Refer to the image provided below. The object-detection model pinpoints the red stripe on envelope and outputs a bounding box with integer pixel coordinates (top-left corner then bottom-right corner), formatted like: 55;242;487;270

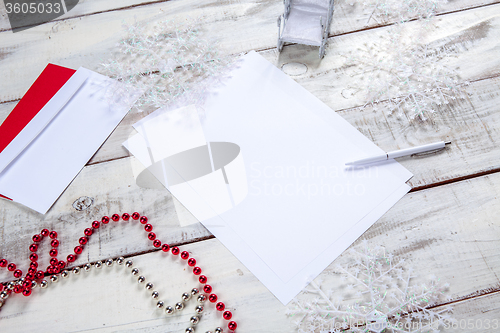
0;64;76;153
0;64;76;201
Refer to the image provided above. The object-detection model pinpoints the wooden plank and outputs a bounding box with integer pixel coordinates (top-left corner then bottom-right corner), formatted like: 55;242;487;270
1;0;499;103
0;0;170;31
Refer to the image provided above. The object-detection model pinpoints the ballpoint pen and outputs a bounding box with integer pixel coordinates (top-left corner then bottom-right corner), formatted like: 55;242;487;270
345;141;452;166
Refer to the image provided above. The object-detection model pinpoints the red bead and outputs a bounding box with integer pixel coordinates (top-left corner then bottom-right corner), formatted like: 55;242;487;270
13;285;22;293
29;243;38;252
13;269;22;278
209;293;217;303
131;212;140;220
0;259;7;267
58;261;65;269
53;266;61;274
153;239;161;247
188;258;196;266
36;271;44;279
7;263;16;271
67;254;76;262
49;231;57;239
30;253;38;261
22;288;32;296
51;239;60;247
223;311;232;320
111;214;120;221
41;229;49;237
144;224;153;232
199;275;207;284
0;284;3;292
79;237;88;245
180;251;189;260
203;285;212;293
193;267;202;275
216;302;225;311
22;280;31;288
171;247;180;255
30;262;38;269
228;321;237;330
92;220;100;229
28;267;36;274
32;234;42;242
50;258;58;266
102;216;110;224
140;216;148;224
84;228;93;236
47;266;54;274
74;246;83;254
147;232;156;241
122;213;130;220
161;244;170;252
49;249;58;257
26;273;35;280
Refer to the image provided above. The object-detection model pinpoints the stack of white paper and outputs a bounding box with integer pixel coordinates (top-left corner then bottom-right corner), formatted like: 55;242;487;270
124;51;412;304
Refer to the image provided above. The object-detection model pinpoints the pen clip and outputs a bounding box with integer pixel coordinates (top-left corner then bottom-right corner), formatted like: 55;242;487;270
411;147;446;158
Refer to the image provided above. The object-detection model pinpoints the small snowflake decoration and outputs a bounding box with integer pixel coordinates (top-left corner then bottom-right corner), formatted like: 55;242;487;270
344;18;469;121
362;0;448;26
101;20;233;110
287;242;453;333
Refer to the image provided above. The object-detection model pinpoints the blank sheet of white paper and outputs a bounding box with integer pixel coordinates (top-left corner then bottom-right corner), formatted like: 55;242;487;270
124;51;412;304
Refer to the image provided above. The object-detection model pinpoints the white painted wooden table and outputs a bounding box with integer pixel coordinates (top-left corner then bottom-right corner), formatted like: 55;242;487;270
1;0;500;332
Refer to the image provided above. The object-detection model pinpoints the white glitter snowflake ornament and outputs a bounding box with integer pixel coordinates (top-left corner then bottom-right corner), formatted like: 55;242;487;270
287;242;453;333
344;21;469;121
363;0;448;26
101;20;234;111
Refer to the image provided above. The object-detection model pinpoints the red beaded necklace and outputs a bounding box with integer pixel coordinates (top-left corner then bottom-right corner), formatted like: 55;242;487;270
0;212;238;332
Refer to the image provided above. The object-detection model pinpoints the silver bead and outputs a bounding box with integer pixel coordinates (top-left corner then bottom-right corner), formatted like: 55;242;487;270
185;328;194;333
131;268;140;276
31;280;37;289
50;275;59;283
156;300;164;308
151;291;159;299
95;260;103;269
197;295;206;303
117;257;125;265
73;267;81;275
191;288;199;296
165;306;174;315
206;331;213;333
125;260;133;268
137;276;146;284
19;277;26;284
190;316;200;325
40;280;48;289
105;259;114;267
0;299;3;308
83;263;92;272
0;291;9;299
182;292;191;301
195;305;204;313
145;282;154;290
175;302;184;310
215;328;223;333
61;270;69;278
7;282;15;290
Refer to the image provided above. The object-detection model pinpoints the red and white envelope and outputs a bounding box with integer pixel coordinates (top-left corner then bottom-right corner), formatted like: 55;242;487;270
0;64;142;214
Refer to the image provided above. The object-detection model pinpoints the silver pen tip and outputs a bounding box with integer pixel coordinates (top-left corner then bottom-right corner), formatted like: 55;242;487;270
445;141;452;145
